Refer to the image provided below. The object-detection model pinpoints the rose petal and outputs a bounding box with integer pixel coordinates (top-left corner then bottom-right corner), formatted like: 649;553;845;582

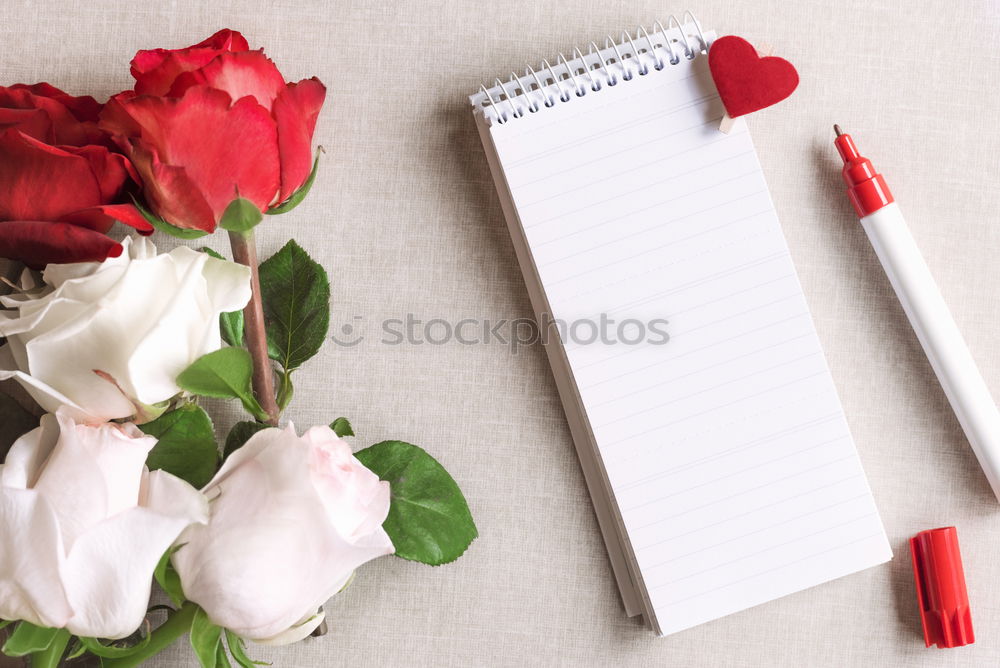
0;107;53;142
1;414;56;490
125;247;248;404
61;470;208;639
61;145;133;202
0;487;73;629
32;411;156;548
199;249;254;312
8;83;103;123
253;610;326;646
0;370;108;423
131;29;251;96
107;86;280;221
271;78;326;204
0;85;104;146
124;139;217;232
168;50;287;110
0;221;123;268
304;426;391;540
0;130;105;221
59;204;153;235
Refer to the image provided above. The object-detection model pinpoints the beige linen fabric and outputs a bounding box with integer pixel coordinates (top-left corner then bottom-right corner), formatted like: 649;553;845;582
2;0;1000;665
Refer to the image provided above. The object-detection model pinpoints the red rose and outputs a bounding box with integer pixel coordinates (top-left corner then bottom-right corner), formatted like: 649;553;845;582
100;30;326;233
0;83;151;268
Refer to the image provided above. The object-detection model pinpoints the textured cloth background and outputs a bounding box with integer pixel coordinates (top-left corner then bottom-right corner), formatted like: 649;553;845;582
2;0;1000;665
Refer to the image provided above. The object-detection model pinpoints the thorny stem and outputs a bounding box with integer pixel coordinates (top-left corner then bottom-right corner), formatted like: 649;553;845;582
228;230;280;426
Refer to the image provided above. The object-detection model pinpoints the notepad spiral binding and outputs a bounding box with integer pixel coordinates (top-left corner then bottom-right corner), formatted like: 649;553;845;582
473;12;709;125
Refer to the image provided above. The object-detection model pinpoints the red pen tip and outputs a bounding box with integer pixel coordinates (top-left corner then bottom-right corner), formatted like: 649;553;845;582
834;130;860;163
833;128;894;217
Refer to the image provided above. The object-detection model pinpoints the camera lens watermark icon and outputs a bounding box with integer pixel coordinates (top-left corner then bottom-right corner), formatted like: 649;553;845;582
330;316;365;347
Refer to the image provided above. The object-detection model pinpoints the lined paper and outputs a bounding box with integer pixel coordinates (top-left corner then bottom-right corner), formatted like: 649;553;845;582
474;36;890;635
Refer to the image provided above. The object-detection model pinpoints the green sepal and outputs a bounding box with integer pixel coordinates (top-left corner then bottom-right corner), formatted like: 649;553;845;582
266;152;320;215
78;632;151;658
225;630;269;667
133;398;170;425
24;629;69;668
354;440;477;565
217;642;233;668
154;545;186;607
190;607;221;668
140;403;220;489
65;639;86;660
219;198;263;235
131;195;208;240
177;349;269;422
330;417;354;437
1;622;63;657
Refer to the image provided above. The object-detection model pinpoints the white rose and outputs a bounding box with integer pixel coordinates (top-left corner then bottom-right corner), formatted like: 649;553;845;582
0;235;251;424
172;424;394;645
0;409;208;638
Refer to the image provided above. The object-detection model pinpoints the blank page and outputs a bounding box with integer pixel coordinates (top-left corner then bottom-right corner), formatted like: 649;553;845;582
473;24;891;635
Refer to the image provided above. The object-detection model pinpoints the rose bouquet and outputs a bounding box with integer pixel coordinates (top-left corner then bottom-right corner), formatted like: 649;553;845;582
0;30;476;667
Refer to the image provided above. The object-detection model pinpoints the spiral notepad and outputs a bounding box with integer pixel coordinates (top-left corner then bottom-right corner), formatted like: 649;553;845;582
470;14;891;636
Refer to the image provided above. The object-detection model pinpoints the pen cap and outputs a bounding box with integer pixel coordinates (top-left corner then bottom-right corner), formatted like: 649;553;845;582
909;527;974;648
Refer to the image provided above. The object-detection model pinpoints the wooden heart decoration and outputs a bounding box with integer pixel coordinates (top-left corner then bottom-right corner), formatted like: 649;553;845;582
708;36;799;118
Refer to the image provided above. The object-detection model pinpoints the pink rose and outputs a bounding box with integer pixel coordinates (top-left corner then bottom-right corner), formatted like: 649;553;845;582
172;424;393;644
0;409;207;638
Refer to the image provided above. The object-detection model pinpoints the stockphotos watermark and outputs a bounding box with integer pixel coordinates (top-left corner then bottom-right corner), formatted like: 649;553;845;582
330;313;670;353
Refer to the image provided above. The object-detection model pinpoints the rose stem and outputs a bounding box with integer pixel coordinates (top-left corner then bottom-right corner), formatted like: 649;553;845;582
229;229;280;426
101;603;198;668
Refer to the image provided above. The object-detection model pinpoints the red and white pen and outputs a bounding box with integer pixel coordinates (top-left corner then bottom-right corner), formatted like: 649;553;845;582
835;125;1000;502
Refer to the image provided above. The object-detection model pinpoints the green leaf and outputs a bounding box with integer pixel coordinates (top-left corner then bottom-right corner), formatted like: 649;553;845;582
223;421;269;460
0;392;37;459
131;195;208;240
200;248;245;347
225;631;269;668
140;404;219;489
154;545;185;607
330;417;354;437
1;622;62;656
354;441;477;565
190;607;221;668
259;239;330;373
177;349;268;422
79;633;150;658
266;152;320;215
219;197;263;234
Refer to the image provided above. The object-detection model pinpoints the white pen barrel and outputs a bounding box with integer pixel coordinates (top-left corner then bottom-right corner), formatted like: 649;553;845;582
861;202;1000;501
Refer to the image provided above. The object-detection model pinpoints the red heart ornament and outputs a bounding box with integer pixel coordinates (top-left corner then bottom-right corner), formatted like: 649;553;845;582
708;36;799;118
